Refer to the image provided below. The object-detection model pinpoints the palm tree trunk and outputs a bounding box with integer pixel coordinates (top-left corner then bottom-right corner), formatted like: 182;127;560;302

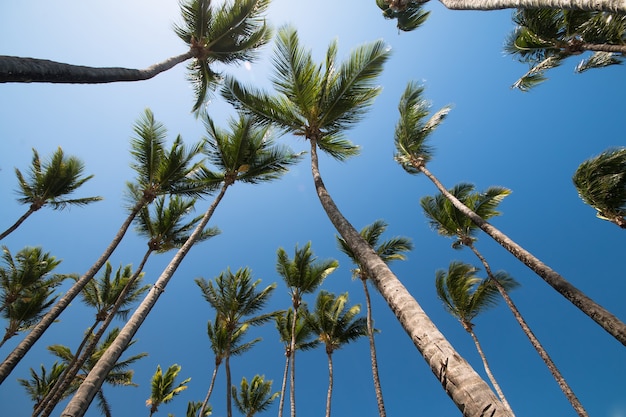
308;140;512;416
226;353;233;417
360;277;386;417
0;207;35;240
0;51;195;83
277;351;290;417
60;184;229;417
289;303;299;417
198;363;220;417
581;43;626;54
428;0;626;13
417;163;626;346
469;245;589;417
0;198;147;385
325;352;333;417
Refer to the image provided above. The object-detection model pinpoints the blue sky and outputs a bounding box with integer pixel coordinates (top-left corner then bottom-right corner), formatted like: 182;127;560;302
1;1;626;416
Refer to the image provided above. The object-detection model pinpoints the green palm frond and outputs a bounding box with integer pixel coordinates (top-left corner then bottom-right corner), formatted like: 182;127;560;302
232;374;279;416
18;362;69;406
275;307;320;351
575;51;623;72
148;364;191;414
376;0;430;32
309;291;367;353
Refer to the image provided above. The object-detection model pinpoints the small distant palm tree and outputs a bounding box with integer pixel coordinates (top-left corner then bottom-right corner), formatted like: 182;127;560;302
573;147;626;228
18;362;68;411
309;291;368;417
232;375;279;417
275;242;337;417
375;0;430;31
336;220;412;417
147;364;191;417
0;147;102;240
435;261;518;415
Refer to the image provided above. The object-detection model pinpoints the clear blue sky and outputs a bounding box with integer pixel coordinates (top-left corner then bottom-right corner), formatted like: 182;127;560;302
1;1;625;416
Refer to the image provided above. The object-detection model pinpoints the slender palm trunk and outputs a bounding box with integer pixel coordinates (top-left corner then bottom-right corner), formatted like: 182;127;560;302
0;207;35;240
289;298;300;417
60;184;229;417
308;140;511;416
470;245;589;417
325;351;333;417
0;51;195;83
36;249;153;417
198;362;220;417
226;352;233;417
360;277;386;417
416;0;626;13
277;350;290;417
417;162;626;346
0;198;147;384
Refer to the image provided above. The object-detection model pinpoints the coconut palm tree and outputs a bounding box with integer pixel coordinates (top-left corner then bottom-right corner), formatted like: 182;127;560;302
435;261;518;415
232;375;279;417
308;291;368;417
274;308;319;417
573;147;626;228
504;9;625;90
18;362;67;411
394;80;626;347
375;0;429;31
196;267;276;417
336;220;412;417
0;147;102;241
147;364;191;417
1;0;272;112
0;109;204;384
275;242;337;417
223;26;512;415
421;184;589;416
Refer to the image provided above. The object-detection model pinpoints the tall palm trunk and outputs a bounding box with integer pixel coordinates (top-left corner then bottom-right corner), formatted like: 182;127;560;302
0;198;147;384
0;207;36;240
308;139;512;416
226;349;233;417
469;245;589;417
277;350;290;417
35;249;153;417
388;0;626;13
289;299;299;417
360;277;386;417
198;360;221;417
417;162;626;346
60;183;230;417
0;51;194;83
325;351;333;417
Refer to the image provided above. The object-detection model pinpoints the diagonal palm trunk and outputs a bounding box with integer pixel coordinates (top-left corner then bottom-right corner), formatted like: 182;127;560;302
0;51;194;83
0;206;36;240
0;198;147;384
325;351;334;417
198;360;221;417
289;301;299;417
60;183;230;417
277;349;290;417
416;161;626;346
308;139;512;416
469;245;589;417
388;0;626;13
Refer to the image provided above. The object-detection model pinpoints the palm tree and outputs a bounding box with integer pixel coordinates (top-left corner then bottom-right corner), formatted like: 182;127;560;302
0;109;204;384
308;291;368;417
147;364;191;417
375;0;430;31
61;113;300;417
18;362;67;411
421;184;589;416
196;267;276;417
504;9;625;90
336;220;412;417
232;375;279;417
48;328;147;417
394;80;626;347
274;308;319;417
573;147;626;228
275;242;337;417
435;261;518;415
1;0;272;112
0;147;102;240
223;26;512;416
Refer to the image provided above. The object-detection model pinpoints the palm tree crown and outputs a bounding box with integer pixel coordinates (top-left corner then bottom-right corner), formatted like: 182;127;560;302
232;375;279;417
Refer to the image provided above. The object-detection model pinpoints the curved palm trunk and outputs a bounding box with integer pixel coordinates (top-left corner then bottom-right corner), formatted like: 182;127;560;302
406;0;626;13
470;245;589;417
36;249;154;417
198;362;221;417
417;163;626;346
0;207;35;240
360;277;386;417
308;140;511;416
325;351;333;417
0;198;147;384
0;51;194;83
60;184;229;417
277;349;290;417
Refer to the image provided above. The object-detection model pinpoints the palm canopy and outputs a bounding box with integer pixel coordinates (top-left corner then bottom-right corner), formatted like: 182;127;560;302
420;183;511;248
207;318;260;364
336;220;413;280
504;9;626;91
147;364;191;416
573;147;626;228
18;362;68;409
275;307;320;352
393;82;452;173
173;0;272;112
376;0;430;32
232;375;279;417
222;25;390;160
435;261;519;330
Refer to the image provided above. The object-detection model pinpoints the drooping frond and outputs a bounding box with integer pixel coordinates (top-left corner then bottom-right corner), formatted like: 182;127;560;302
376;0;430;32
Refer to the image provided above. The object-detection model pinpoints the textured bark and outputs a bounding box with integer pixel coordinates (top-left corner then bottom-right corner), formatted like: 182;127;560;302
0;198;146;384
309;140;512;417
419;164;626;347
0;51;194;83
325;352;334;417
438;0;625;13
60;185;228;417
